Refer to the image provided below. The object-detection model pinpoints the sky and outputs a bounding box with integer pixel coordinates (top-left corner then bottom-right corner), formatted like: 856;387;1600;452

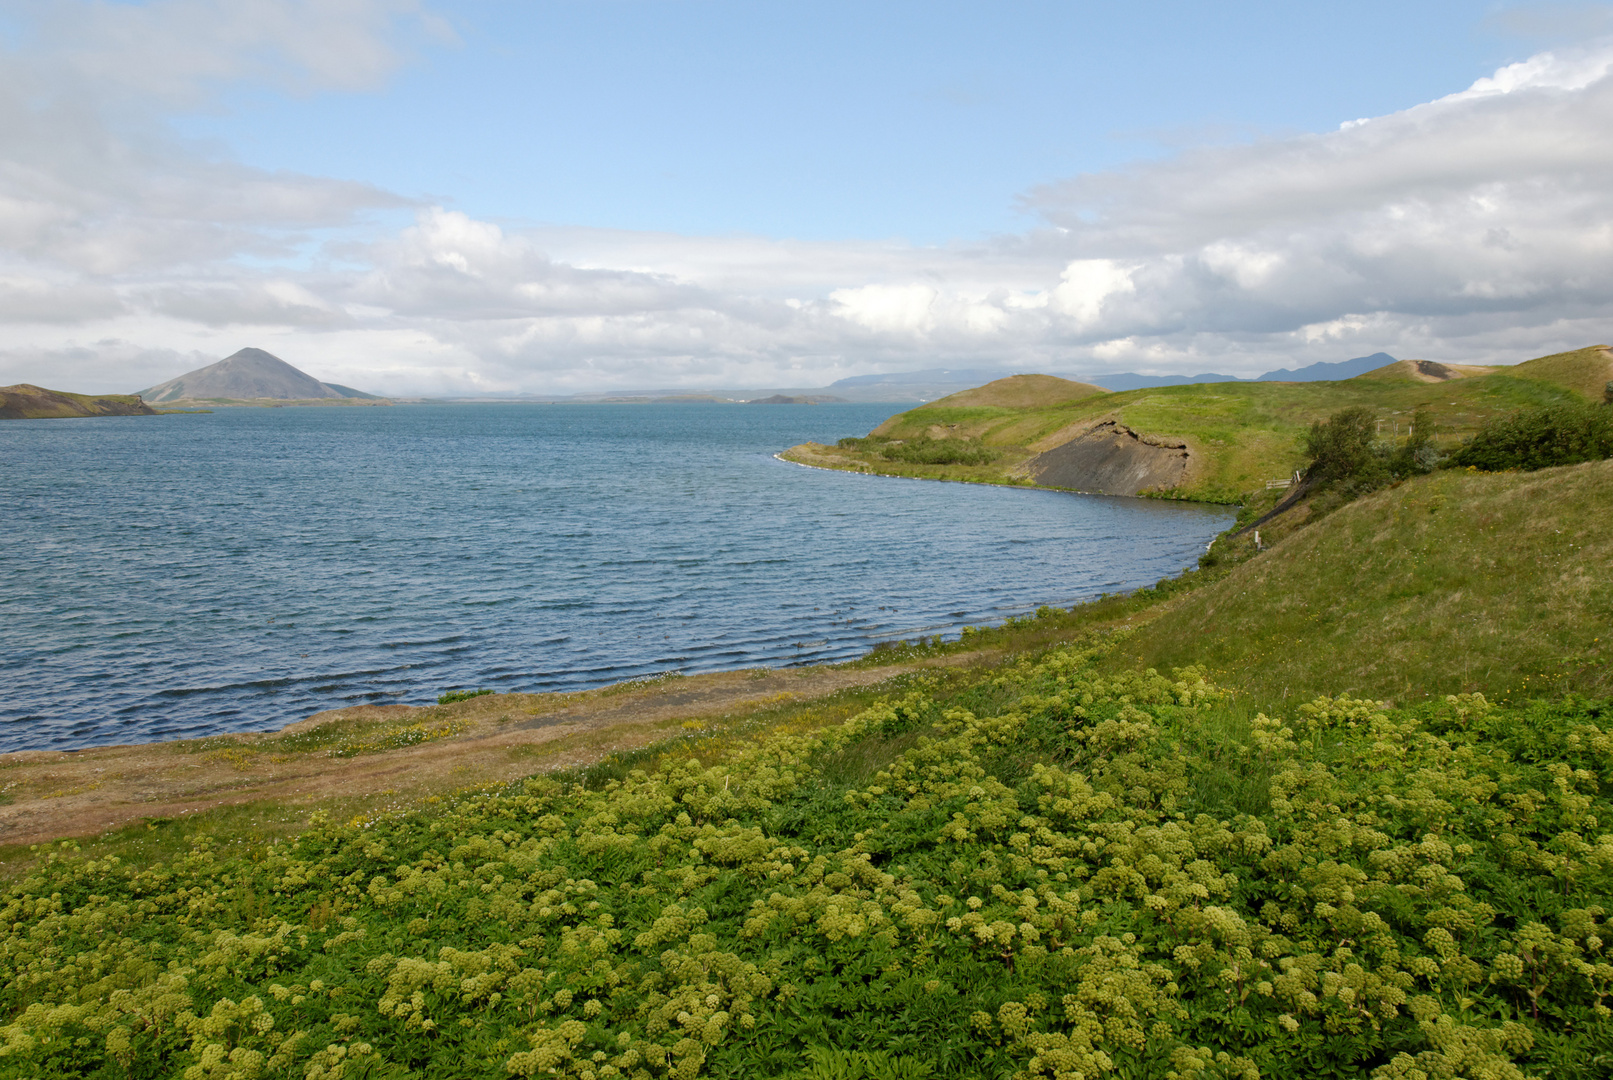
2;1;1612;396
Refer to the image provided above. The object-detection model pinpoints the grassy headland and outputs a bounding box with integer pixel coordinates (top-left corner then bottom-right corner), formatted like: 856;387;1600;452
783;346;1613;501
2;416;1612;1077
0;384;158;420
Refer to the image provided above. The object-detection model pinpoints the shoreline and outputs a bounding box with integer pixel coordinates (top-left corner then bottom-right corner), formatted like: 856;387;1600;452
775;447;1239;505
0;652;1005;850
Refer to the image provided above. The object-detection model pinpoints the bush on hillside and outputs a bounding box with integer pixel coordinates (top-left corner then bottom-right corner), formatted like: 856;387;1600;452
1301;406;1439;499
439;688;493;705
1302;406;1381;489
838;435;999;467
882;436;999;466
1448;400;1613;472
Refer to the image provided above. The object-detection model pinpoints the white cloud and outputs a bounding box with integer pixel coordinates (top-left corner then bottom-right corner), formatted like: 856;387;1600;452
141;279;351;328
23;0;451;103
2;10;1613;395
1003;38;1613;367
1050;260;1136;324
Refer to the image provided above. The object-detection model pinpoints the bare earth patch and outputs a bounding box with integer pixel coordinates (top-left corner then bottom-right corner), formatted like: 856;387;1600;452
0;661;960;847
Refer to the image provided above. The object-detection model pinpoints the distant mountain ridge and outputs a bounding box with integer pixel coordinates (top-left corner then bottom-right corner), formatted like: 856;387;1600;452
1076;352;1398;391
138;348;380;403
829;368;1009;388
1256;353;1399;382
818;354;1400;398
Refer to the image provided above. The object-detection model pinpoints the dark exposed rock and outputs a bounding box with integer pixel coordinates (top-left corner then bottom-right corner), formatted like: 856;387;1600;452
1413;360;1458;380
1025;420;1191;495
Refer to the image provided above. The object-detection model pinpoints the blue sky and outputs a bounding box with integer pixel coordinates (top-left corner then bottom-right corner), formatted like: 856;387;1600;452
1;0;1612;394
188;1;1530;243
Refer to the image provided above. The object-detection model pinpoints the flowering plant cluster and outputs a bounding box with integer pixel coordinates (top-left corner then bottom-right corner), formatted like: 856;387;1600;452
2;639;1610;1079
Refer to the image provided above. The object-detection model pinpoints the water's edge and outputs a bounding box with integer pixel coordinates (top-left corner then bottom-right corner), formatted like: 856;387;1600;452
4;404;1234;751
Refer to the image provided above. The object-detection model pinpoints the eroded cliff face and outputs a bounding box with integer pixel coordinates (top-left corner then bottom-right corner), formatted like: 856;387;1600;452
1024;420;1191;495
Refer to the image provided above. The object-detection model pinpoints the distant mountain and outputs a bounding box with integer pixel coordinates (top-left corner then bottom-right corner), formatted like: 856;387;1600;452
1078;353;1399;391
829;368;1010;388
137;348;379;403
1255;353;1398;382
823;355;1400;398
321;382;385;400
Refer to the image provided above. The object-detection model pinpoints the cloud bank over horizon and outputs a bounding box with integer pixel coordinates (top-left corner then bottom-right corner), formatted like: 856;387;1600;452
1;1;1610;395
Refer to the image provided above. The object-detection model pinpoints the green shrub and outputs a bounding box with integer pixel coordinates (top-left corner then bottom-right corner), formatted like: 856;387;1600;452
1300;407;1441;509
438;688;493;705
836;435;999;467
1302;406;1383;490
1448;400;1613;472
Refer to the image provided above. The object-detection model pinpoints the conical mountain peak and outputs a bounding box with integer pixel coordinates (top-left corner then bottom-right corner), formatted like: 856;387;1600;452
137;349;373;403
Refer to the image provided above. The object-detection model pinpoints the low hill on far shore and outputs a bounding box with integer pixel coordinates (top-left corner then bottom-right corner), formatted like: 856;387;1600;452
0;383;158;419
925;373;1108;409
783;345;1613;501
137;347;386;406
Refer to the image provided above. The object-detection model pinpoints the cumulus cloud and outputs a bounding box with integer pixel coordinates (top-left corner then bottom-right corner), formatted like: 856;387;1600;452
0;0;415;281
1;9;1612;394
1013;39;1613;361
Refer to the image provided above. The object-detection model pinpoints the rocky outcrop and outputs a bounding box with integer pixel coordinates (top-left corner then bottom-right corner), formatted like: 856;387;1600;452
0;384;158;419
1024;420;1191;495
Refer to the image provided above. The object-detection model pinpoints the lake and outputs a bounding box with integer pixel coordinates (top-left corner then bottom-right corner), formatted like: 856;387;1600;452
1;403;1234;751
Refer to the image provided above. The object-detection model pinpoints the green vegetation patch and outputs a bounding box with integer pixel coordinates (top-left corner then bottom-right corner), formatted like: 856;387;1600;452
440;690;495;705
3;640;1611;1079
1131;460;1613;706
1450;400;1613;473
837;436;1000;467
263;713;475;759
844;351;1602;501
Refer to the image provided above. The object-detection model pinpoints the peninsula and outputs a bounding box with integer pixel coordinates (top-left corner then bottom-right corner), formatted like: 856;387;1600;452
0;383;158;419
783;344;1613;501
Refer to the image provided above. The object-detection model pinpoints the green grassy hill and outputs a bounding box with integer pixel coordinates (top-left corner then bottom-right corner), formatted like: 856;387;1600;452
1506;346;1613;401
920;373;1109;410
1124;458;1613;706
784;346;1611;501
0;384;157;420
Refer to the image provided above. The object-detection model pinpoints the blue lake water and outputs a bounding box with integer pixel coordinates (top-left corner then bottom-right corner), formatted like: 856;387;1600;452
2;403;1234;751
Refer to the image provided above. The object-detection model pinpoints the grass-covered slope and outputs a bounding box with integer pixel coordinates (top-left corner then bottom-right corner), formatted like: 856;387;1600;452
1129;459;1613;705
0;384;157;420
783;348;1608;501
923;374;1108;410
1505;346;1613;402
1351;359;1505;384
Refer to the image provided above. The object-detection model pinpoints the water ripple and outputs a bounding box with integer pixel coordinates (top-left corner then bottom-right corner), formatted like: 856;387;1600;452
1;403;1233;751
